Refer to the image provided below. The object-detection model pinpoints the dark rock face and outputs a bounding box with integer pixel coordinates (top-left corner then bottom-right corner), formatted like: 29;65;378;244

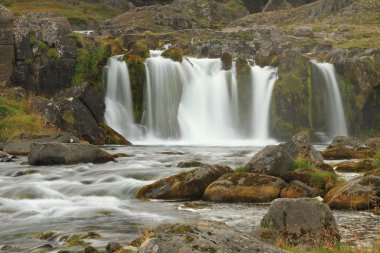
44;83;130;145
364;137;380;150
245;144;294;177
28;142;115;165
261;198;340;246
130;0;173;6
242;0;269;13
325;175;380;210
204;172;287;203
0;5;15;85
135;221;286;253
12;13;77;96
263;0;317;12
312;0;353;16
136;165;233;200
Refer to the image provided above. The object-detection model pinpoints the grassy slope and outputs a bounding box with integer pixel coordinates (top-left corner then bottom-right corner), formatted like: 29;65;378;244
0;0;128;28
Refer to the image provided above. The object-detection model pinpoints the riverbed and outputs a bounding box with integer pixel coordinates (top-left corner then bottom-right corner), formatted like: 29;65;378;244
0;145;378;251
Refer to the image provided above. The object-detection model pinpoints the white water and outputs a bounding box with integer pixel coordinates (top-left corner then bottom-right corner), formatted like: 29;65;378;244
104;56;140;139
312;62;348;138
105;52;278;145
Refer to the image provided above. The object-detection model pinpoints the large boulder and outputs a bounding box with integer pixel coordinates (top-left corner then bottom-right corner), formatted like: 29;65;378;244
203;172;287;203
334;160;375;173
322;136;376;160
327;136;367;149
28;142;115;165
136;165;233;200
325;176;380;210
260;198;340;247
134;220;286;253
44;83;130;145
245;144;294;177
0;5;15;85
280;180;318;198
2;134;79;156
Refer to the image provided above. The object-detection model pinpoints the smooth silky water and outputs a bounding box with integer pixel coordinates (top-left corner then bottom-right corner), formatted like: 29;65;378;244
0;146;378;250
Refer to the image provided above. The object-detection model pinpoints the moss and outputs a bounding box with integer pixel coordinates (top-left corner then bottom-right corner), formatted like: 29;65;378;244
128;40;149;59
124;54;146;122
374;152;380;167
62;110;75;124
47;48;60;60
234;166;247;172
99;123;130;145
161;47;183;62
33;231;55;240
72;37;111;94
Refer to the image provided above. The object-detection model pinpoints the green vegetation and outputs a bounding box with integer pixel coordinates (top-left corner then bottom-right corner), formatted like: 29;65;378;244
291;157;317;171
234;166;247;173
71;36;111;93
161;47;184;63
2;0;128;28
47;48;59;60
0;90;60;141
374;152;380;168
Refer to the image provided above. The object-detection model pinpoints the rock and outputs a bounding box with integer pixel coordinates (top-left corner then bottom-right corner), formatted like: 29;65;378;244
84;246;98;253
106;241;123;253
327;136;367;149
30;243;54;253
176;161;205;168
260;198;340;247
364;137;380;150
135;220;286;253
365;168;380;177
221;52;232;70
34;232;55;240
280;180;318;198
2;134;79;156
313;0;353;16
325;175;380;210
127;40;149;59
136;165;233;200
13;12;77;96
204;172;287;203
294;27;314;37
334;159;375;173
284;131;324;164
28;143;115;165
245;144;294;177
0;4;15;85
0;157;13;162
263;0;292;12
0;151;9;158
322;146;376;160
161;47;183;62
283;169;337;196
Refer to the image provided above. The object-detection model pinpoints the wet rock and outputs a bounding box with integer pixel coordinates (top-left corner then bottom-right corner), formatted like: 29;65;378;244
0;151;8;158
325;175;380;210
33;231;55;240
283;169;337;196
221;52;232;70
0;157;12;162
327;136;367;149
322;146;376;160
136;165;233;200
176;161;205;168
334;159;375;173
106;241;123;253
30;243;54;253
135;221;286;253
161;47;183;62
280;180;317;198
84;246;98;253
245;144;294;177
2;134;80;156
365;168;380;177
204;172;287;203
284;131;324;164
260;198;340;247
364;137;380;150
1;245;14;251
28;143;115;165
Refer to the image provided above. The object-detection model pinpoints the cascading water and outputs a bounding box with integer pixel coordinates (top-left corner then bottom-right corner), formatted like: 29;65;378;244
311;61;348;139
105;52;278;145
104;56;140;139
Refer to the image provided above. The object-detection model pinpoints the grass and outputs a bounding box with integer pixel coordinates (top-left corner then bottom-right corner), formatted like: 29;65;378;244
0;91;60;141
291;157;317;171
374;152;380;167
2;0;127;28
234;166;247;173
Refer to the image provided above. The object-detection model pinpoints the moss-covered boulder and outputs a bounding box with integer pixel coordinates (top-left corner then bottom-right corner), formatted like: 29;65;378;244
204;172;287;203
136;165;233;200
99;123;131;145
280;180;317;198
283;169;337;196
322;146;376;160
128;40;149;59
161;47;183;62
176;161;206;168
334;159;374;173
325;175;380;210
364;137;380;150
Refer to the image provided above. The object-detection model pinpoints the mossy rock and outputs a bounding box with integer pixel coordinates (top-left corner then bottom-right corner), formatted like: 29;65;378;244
128;40;149;59
161;47;183;62
365;168;380;176
99;123;131;145
325;175;380;210
334;159;375;173
322;146;376;160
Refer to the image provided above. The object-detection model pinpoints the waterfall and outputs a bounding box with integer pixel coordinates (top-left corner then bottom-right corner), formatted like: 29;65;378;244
311;61;348;138
104;56;140;139
250;65;278;140
105;52;278;145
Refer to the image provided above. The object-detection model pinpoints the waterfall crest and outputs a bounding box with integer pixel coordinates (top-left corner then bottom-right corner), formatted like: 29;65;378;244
105;52;279;145
311;61;348;139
